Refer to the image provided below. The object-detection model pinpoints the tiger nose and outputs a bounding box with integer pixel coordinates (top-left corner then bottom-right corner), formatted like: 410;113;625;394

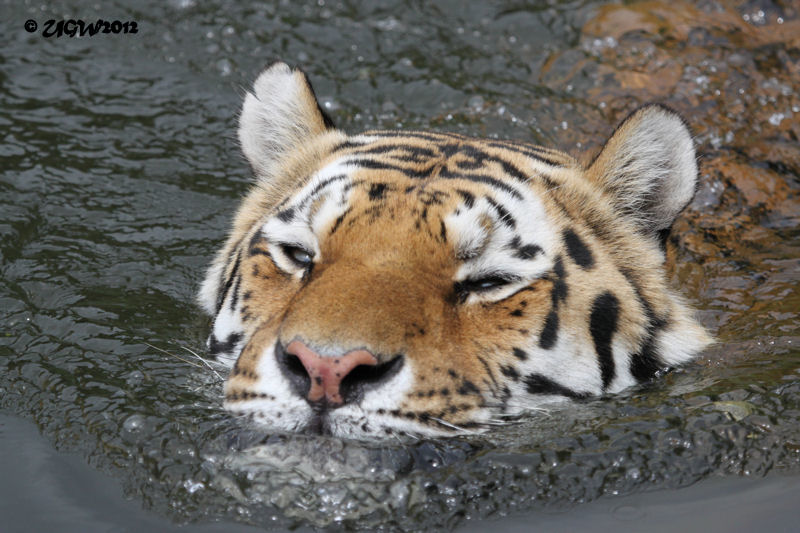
284;340;378;406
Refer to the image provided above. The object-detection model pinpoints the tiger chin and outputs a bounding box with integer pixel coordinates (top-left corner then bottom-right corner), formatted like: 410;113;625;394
198;62;712;440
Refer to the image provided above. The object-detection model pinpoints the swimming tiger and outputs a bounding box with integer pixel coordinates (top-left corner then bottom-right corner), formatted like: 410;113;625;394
198;62;712;439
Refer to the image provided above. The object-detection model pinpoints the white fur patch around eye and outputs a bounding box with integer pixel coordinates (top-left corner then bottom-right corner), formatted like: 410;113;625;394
257;159;357;276
446;188;557;302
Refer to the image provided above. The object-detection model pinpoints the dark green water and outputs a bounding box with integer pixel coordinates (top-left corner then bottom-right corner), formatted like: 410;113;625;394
1;0;798;531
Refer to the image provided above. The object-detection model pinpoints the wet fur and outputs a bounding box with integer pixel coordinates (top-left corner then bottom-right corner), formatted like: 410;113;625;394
199;63;712;439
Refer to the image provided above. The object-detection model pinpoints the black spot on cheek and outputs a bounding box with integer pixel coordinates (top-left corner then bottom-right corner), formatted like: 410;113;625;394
500;365;520;381
512;348;528;361
563;228;595;269
368;182;388;200
458;379;480;395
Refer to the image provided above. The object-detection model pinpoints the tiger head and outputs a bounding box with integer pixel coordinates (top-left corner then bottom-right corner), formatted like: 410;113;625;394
198;63;712;439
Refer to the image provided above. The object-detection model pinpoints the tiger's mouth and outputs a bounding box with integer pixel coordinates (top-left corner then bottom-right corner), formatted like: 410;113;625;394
274;340;405;409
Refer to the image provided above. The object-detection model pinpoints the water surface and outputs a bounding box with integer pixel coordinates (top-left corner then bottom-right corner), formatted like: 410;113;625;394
1;0;798;530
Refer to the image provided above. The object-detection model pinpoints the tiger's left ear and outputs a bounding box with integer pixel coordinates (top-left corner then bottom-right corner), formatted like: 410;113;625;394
586;104;698;240
238;62;335;180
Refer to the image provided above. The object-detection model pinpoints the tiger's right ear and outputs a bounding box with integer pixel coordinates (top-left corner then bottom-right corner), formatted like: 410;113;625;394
238;62;335;180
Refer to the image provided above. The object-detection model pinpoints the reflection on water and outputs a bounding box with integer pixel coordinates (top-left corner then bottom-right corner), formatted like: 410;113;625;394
1;0;798;530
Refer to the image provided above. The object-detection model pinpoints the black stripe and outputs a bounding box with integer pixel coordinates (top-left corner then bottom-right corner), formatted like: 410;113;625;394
539;256;567;349
215;251;241;314
229;274;242;311
439;168;524;199
539;310;559;349
276;207;295;222
296;174;348;207
342;143;439;160
512;347;528;361
510;236;542;260
563;228;595;269
485;196;517;228
208;331;243;358
619;267;669;382
345;158;429;179
330;140;362;153
476;355;499;396
329;207;352;236
589;291;620;390
485;141;565;168
630;335;664;382
524;373;589;400
363;130;468;142
456;189;475;208
248;231;270;257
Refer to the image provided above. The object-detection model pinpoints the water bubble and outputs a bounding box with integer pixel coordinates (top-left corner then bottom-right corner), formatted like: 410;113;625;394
216;58;232;76
561;121;568;130
183;479;205;494
123;414;145;433
125;370;144;387
374;17;400;31
321;97;340;111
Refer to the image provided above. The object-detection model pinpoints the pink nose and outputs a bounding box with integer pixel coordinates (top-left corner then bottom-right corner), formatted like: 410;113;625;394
286;340;378;406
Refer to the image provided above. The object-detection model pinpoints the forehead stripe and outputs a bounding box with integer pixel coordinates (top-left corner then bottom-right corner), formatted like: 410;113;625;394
291;173;349;209
485;141;565;168
438;168;524;199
